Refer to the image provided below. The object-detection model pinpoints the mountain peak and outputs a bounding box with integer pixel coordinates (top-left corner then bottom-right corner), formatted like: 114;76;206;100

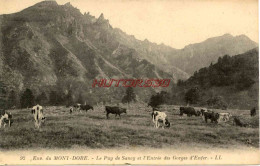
95;13;110;27
235;34;252;41
84;12;90;16
34;0;58;7
144;39;149;43
64;2;73;7
222;33;233;37
98;13;105;21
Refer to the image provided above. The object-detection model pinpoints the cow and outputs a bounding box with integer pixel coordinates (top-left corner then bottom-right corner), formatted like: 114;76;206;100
0;109;13;128
194;108;202;116
180;107;199;117
79;104;93;112
250;107;256;117
74;103;81;109
152;111;170;129
31;104;45;129
233;117;246;127
105;106;127;119
73;103;81;111
69;103;83;113
218;113;232;122
204;111;219;123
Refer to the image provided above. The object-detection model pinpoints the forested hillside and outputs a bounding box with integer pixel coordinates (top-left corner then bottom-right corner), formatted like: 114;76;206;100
171;48;259;109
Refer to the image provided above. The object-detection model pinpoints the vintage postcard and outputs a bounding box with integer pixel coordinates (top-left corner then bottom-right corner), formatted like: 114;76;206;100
0;0;259;165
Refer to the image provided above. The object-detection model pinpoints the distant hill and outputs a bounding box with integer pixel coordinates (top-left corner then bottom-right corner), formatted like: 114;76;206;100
166;34;258;76
172;48;259;109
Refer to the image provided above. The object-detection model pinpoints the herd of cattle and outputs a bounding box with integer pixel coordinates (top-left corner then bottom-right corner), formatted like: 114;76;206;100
0;103;258;130
179;106;257;127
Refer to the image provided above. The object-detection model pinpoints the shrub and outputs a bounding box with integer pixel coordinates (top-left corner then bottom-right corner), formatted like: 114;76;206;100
207;96;228;110
20;88;35;108
185;87;200;104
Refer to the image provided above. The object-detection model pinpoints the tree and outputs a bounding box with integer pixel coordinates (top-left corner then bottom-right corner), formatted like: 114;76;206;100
7;90;19;109
35;92;48;106
235;72;255;90
77;93;84;104
207;95;228;110
49;91;62;106
65;89;74;106
185;87;200;105
20;88;35;108
0;81;7;109
177;79;184;87
148;91;169;108
122;87;136;103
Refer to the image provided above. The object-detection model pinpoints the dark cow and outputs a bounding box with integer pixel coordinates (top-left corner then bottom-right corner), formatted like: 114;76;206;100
233;117;246;127
79;104;94;112
180;107;199;117
0;109;13;128
204;111;219;123
105;106;127;119
250;107;256;117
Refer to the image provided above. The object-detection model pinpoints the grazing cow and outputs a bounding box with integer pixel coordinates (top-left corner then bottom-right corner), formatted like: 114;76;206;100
195;109;201;116
250;107;256;117
73;103;81;111
233;117;246;127
193;107;201;116
31;104;46;129
105;106;127;119
0;109;13;128
180;107;199;117
70;103;83;113
204;111;219;123
152;111;170;129
218;113;232;122
79;104;94;112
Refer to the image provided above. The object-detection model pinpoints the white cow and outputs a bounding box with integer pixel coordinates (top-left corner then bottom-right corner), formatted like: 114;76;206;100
152;111;170;129
0;109;12;128
70;103;82;113
31;104;45;129
218;113;232;122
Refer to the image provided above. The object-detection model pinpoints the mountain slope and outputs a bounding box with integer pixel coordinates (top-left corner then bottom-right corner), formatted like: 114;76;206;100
0;1;173;103
172;48;259;109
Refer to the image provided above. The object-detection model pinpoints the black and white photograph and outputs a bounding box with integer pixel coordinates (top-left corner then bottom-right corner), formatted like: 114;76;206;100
0;0;259;164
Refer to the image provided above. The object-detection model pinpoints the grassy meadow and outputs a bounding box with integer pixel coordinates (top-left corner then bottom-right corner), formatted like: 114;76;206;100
0;103;259;150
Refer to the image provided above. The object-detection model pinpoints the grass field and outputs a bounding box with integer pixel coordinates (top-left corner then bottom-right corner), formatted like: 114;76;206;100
0;104;259;150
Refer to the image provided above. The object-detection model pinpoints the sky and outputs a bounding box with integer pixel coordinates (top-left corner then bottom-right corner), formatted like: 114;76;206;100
0;0;258;49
